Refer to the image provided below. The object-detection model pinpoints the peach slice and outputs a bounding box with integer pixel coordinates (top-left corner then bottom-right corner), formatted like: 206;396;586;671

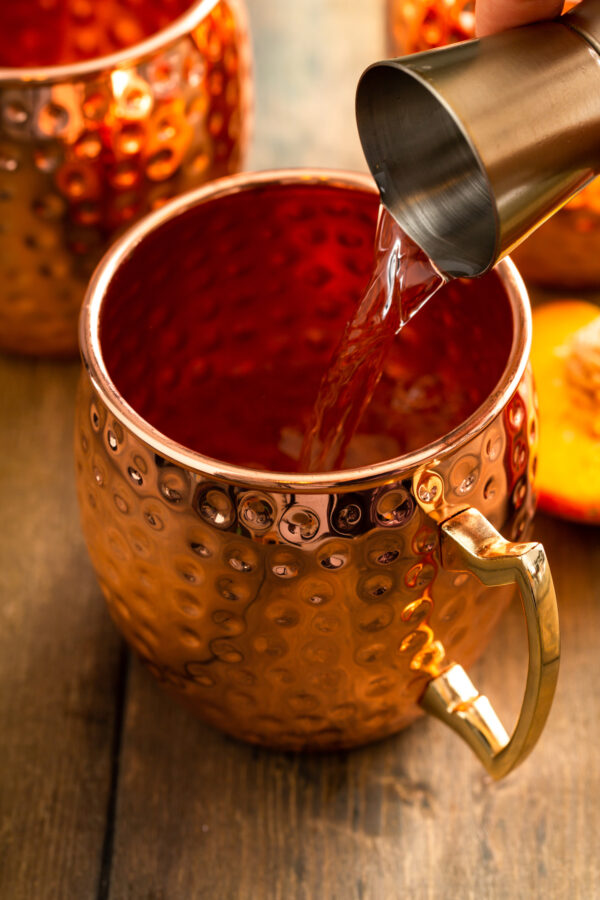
531;300;600;523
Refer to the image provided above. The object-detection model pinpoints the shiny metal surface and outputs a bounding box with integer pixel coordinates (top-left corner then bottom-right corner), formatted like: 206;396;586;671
564;0;600;51
422;507;560;779
75;171;558;767
356;0;600;277
385;0;600;290
0;0;252;356
81;169;531;491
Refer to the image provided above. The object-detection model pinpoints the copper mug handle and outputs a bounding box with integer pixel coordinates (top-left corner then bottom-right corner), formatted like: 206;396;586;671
420;508;560;779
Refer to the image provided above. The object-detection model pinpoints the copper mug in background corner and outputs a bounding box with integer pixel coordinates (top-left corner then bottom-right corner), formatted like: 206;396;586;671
74;170;559;779
0;0;252;357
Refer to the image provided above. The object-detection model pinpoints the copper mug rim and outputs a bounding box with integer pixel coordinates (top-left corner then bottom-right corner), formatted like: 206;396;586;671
79;167;532;494
0;0;221;83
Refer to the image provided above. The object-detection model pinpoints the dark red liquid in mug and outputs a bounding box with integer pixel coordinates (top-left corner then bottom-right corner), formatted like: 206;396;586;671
101;183;514;472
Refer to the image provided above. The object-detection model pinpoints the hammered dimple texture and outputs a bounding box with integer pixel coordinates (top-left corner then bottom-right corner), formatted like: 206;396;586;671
0;0;251;356
75;177;537;750
99;184;515;473
1;1;194;67
75;367;536;751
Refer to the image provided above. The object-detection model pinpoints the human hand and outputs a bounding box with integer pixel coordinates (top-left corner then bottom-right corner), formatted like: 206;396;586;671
476;0;565;37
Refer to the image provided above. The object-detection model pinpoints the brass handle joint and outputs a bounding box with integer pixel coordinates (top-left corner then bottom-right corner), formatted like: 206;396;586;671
420;507;560;779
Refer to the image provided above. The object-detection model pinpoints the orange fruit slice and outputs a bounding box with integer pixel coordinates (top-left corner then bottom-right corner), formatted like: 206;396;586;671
531;300;600;523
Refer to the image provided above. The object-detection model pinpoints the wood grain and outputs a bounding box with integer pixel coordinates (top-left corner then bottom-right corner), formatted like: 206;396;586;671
0;356;123;900
2;2;600;899
106;516;600;900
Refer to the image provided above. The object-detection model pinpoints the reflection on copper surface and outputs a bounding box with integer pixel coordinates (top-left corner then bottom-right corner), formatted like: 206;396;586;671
0;0;191;67
0;0;251;355
75;174;538;751
99;183;513;472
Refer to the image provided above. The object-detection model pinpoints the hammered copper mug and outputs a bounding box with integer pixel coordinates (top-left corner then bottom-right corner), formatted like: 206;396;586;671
75;170;559;778
0;0;251;356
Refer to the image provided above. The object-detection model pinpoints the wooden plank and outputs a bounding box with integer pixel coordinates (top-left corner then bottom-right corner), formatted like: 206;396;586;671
0;3;595;900
104;1;600;897
106;516;600;900
0;355;123;900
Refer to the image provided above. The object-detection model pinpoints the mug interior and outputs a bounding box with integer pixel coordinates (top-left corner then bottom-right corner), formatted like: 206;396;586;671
97;179;515;475
0;0;195;68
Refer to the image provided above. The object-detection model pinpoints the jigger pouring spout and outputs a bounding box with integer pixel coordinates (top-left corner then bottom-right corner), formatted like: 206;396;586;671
356;0;600;277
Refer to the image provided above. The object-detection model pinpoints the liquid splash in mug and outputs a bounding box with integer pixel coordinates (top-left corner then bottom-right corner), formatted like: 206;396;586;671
300;206;445;472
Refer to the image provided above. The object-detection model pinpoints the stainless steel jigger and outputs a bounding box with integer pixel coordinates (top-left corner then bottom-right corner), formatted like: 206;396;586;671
356;0;600;277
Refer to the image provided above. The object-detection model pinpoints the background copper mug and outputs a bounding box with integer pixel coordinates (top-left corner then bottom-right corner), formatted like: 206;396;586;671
75;170;559;778
0;0;252;357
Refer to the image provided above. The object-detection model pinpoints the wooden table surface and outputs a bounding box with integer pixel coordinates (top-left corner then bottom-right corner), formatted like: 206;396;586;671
2;2;599;898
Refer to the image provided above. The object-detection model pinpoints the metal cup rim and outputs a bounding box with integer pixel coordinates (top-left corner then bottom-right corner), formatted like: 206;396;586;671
79;166;532;493
0;0;221;84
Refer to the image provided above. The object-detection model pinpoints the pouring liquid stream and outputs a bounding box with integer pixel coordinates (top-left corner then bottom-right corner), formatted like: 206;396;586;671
300;206;446;472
